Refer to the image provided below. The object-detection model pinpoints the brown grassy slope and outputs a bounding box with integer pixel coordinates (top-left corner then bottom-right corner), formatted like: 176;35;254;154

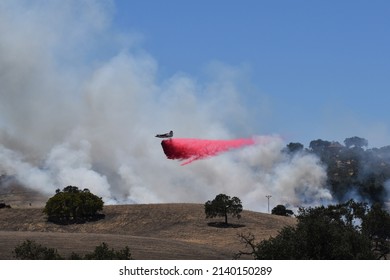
0;204;296;260
0;181;48;208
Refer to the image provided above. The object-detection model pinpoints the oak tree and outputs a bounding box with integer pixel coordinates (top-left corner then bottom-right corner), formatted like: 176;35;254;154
205;194;242;225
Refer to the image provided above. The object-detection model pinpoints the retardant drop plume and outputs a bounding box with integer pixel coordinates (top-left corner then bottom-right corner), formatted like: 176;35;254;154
161;138;255;165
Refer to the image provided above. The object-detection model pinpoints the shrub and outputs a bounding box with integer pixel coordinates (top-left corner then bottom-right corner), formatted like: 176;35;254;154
84;242;133;260
271;205;294;216
14;240;133;260
13;240;63;260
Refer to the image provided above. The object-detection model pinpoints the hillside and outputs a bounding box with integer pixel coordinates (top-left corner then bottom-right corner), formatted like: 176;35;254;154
0;203;296;259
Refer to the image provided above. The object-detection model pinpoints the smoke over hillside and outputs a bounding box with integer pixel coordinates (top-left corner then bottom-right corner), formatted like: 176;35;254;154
0;1;332;212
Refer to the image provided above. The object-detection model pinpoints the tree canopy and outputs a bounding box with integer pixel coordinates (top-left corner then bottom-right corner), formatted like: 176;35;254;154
271;205;294;216
43;186;104;224
344;136;368;149
237;200;390;260
204;193;242;225
286;136;390;204
284;142;304;154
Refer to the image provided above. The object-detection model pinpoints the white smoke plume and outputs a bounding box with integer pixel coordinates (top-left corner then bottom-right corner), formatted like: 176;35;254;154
0;1;332;212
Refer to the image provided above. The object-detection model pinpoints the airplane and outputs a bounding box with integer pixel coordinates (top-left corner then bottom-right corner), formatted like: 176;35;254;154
155;130;173;138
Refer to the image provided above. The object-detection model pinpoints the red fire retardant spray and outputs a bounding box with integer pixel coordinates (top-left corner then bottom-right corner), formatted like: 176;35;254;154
161;138;256;165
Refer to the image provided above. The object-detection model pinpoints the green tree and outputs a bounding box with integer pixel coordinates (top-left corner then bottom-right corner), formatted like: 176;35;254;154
344;136;368;149
271;205;294;216
284;142;304;154
205;194;242;225
237;200;379;260
13;240;63;260
43;186;104;224
309;139;331;155
361;203;390;259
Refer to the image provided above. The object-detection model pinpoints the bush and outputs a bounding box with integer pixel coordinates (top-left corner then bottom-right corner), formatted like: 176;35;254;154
84;242;133;260
13;240;63;260
271;205;294;216
13;240;133;260
43;186;104;224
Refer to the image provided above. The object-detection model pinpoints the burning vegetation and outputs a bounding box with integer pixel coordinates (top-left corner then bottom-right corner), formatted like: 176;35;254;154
286;136;390;205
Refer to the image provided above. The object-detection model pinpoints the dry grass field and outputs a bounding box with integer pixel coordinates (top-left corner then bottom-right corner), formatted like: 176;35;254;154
0;185;296;260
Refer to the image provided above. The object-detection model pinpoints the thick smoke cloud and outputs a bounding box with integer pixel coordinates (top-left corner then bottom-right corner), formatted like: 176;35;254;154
0;1;332;211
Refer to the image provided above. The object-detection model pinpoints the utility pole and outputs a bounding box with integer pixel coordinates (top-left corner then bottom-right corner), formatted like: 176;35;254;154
265;195;272;214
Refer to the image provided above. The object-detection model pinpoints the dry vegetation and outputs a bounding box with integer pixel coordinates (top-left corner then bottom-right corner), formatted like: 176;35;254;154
0;185;296;260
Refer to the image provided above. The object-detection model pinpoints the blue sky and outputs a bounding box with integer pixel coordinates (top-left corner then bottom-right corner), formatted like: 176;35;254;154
112;0;390;147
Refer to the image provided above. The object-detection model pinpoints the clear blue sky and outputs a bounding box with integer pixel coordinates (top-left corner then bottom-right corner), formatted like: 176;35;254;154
111;0;390;147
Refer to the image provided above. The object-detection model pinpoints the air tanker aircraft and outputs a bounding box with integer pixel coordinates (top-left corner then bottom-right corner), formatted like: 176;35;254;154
155;130;173;138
